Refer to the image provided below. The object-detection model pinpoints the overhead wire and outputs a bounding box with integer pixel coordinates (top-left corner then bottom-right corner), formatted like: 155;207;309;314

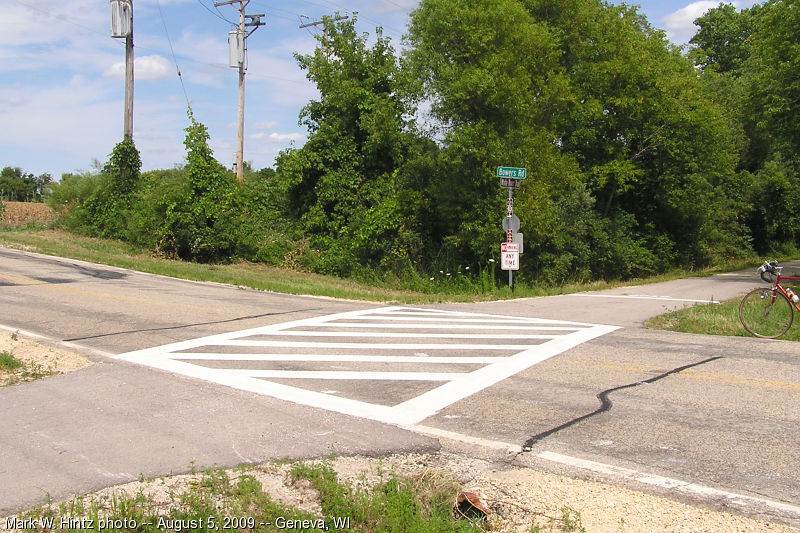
156;0;193;110
9;0;407;90
196;0;236;25
249;0;408;40
8;0;126;46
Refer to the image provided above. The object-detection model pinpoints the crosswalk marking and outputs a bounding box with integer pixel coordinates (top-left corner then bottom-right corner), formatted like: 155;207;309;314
172;354;502;364
216;340;540;350
233;330;560;339
116;306;619;425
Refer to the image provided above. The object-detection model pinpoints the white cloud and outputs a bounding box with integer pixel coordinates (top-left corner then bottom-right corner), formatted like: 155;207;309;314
372;0;419;14
250;132;306;143
663;1;760;44
244;50;319;107
104;54;171;80
0;78;120;172
663;1;719;43
252;120;278;130
0;1;106;47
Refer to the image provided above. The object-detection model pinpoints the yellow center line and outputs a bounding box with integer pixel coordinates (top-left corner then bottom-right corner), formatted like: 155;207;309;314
0;272;39;286
1;272;215;314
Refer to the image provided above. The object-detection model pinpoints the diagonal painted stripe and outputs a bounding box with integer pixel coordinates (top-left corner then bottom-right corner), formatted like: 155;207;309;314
338;316;585;324
390;324;621;425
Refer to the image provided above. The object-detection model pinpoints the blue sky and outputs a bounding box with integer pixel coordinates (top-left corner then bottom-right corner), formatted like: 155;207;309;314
1;0;758;179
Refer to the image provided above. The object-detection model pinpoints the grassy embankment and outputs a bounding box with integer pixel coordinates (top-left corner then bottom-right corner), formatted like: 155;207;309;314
3;207;798;340
647;294;800;341
0;225;765;305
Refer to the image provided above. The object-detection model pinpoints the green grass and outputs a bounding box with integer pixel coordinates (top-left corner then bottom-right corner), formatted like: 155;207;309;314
0;227;771;304
0;350;23;371
18;463;483;533
5;226;800;343
0;349;57;387
646;295;800;341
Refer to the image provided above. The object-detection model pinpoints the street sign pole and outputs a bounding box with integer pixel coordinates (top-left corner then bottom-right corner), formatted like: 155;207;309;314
507;186;514;292
498;166;525;293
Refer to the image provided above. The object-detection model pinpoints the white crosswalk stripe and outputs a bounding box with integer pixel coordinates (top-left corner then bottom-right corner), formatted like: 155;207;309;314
116;306;619;425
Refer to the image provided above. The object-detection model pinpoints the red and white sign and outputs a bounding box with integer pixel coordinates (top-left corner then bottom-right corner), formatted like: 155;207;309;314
501;243;519;271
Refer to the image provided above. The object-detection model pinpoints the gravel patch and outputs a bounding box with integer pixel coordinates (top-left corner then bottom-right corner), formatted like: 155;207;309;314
0;332;92;386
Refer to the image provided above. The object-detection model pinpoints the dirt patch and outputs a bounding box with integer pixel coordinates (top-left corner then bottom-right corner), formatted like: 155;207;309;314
1;202;56;227
6;453;797;532
0;332;92;386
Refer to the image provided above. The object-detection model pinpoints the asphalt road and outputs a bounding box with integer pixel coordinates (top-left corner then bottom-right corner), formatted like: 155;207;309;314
1;247;799;526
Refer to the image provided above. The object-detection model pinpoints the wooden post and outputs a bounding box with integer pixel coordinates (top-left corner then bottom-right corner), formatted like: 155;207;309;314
124;0;134;140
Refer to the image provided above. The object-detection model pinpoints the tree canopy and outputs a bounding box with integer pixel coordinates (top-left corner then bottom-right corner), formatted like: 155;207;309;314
40;0;800;288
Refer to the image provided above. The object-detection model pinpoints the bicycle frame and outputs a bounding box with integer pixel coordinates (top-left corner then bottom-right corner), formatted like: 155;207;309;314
770;270;800;312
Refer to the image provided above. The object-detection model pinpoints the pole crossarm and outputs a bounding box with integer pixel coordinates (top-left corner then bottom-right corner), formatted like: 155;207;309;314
245;14;265;37
299;15;349;29
213;0;247;7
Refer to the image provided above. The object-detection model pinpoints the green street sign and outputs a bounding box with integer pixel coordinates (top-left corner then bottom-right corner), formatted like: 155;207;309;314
496;166;527;179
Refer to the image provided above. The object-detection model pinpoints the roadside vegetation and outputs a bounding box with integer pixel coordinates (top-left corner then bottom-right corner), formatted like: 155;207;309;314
0;348;57;387
0;227;765;305
647;297;800;342
0;332;57;387
4;0;800;296
14;462;580;533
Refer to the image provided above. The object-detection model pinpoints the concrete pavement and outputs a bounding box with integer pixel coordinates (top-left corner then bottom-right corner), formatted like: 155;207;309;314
1;247;798;522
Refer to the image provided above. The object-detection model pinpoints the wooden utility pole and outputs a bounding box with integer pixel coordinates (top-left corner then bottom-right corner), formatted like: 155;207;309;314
215;0;264;182
124;0;134;140
299;15;349;52
110;0;134;140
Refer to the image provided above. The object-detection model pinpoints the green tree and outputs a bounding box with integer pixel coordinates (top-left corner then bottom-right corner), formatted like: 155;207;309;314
79;138;142;238
406;0;580;274
689;2;758;75
279;15;420;276
0;167;46;201
149;111;238;261
406;0;747;279
103;138;141;198
721;0;800;252
746;0;800;165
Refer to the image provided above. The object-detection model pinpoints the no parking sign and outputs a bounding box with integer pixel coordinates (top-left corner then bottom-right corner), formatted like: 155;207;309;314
501;242;519;271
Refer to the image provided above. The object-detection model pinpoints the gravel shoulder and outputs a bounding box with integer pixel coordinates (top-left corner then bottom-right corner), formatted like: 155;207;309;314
0;332;92;386
2;335;798;532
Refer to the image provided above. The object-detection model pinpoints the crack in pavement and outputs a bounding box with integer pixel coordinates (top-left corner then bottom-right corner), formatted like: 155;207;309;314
521;356;724;451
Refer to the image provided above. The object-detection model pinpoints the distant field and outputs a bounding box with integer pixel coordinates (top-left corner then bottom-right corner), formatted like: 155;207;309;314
1;202;55;227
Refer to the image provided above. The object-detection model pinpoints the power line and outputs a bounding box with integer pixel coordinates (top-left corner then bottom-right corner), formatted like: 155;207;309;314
156;0;192;110
9;0;126;44
196;0;236;24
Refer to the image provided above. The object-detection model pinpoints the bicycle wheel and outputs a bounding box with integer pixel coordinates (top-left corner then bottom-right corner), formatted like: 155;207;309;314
739;288;794;338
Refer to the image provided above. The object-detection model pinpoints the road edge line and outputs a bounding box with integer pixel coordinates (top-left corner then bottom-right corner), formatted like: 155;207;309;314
538;450;800;518
0;323;114;358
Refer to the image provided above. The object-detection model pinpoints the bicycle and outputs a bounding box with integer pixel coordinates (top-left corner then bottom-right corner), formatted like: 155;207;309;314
739;260;800;338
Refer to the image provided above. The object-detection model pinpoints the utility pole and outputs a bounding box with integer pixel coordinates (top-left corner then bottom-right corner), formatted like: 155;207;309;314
215;0;264;182
110;0;134;140
298;14;349;36
124;6;134;140
299;15;349;56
